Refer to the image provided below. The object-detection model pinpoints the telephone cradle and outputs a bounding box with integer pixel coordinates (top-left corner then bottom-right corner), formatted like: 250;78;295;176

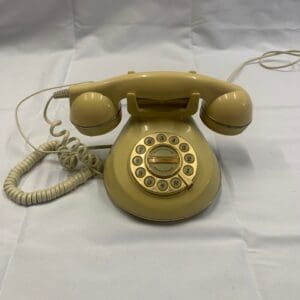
4;71;252;222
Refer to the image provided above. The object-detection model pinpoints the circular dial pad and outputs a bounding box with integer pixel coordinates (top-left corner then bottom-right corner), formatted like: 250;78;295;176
130;132;197;195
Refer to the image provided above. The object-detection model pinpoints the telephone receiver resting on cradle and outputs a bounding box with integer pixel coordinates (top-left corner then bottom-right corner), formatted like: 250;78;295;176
4;71;252;222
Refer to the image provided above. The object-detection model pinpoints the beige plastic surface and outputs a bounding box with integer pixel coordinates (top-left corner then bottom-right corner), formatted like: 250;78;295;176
104;117;221;221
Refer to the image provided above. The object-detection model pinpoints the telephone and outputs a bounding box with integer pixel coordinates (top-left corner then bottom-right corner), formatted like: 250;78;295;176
3;71;252;221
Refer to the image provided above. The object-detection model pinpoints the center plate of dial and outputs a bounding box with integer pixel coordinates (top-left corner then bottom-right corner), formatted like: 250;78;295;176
130;132;197;196
146;145;181;178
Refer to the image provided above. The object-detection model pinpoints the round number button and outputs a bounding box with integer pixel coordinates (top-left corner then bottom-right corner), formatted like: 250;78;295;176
157;180;168;191
169;136;179;145
183;165;194;176
132;156;143;166
171;177;182;188
135;167;146;178
144;137;155;146
135;145;146;154
184;153;195;163
179;143;189;152
144;176;155;187
156;133;167;142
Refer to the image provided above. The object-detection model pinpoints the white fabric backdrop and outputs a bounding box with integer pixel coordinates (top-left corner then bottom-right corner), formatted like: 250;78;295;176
0;1;299;299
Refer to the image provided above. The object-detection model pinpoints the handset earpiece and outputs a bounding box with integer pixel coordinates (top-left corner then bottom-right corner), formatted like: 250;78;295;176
200;89;252;135
70;92;121;136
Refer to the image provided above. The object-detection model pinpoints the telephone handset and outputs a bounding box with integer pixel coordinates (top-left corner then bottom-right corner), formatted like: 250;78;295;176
66;71;251;136
4;71;252;221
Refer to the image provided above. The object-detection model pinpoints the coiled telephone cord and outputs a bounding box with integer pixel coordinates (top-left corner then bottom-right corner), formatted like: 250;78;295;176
3;140;95;205
3;84;105;205
4;50;300;205
43;93;103;174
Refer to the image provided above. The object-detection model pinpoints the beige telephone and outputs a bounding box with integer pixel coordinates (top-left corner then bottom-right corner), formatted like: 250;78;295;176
4;71;252;221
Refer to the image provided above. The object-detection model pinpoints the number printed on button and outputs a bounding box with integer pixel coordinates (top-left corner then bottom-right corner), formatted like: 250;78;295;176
169;136;179;145
144;137;155;146
183;165;194;176
184;153;195;163
136;145;146;154
157;180;168;191
133;156;143;166
135;167;146;178
144;176;155;187
156;134;167;142
179;143;189;152
171;177;182;188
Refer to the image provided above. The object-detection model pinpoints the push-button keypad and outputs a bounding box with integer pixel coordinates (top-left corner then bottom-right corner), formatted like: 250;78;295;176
130;132;197;195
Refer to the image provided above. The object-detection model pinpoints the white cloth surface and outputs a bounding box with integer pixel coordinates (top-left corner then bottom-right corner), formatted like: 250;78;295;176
0;1;300;299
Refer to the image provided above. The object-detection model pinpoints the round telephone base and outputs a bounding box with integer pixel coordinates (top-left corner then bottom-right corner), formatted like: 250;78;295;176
104;118;221;222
